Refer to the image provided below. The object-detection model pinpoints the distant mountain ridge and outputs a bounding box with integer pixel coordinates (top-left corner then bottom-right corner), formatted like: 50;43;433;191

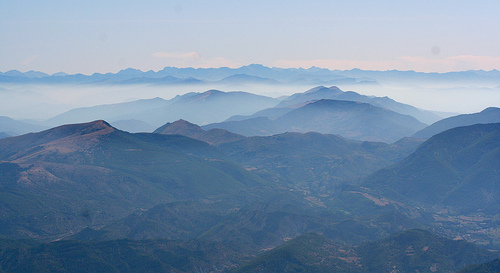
46;90;280;128
413;107;500;138
2;65;499;85
46;97;168;128
204;99;427;143
0;116;46;136
277;86;442;124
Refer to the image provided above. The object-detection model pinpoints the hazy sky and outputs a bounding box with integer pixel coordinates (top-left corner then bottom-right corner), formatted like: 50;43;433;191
1;0;499;74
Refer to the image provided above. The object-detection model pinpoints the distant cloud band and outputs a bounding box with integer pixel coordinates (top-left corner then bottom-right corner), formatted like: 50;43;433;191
152;51;202;60
151;51;241;68
273;55;500;72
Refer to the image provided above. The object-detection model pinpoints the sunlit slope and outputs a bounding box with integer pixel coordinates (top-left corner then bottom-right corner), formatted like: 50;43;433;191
0;120;268;240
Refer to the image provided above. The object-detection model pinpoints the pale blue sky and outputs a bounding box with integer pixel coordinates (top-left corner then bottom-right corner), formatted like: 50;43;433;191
1;0;499;74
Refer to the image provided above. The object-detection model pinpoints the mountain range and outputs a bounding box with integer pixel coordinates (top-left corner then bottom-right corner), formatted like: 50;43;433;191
46;90;280;128
0;117;499;271
1;70;500;271
2;64;499;86
277;86;442;124
9;85;451;143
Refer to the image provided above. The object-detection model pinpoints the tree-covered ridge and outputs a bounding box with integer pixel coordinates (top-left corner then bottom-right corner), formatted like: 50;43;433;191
234;229;498;273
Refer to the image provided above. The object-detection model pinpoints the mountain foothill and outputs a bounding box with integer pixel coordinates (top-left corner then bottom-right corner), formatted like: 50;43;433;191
0;80;500;272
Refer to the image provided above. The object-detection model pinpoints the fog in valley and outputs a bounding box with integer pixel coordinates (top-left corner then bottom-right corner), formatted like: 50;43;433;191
1;79;499;122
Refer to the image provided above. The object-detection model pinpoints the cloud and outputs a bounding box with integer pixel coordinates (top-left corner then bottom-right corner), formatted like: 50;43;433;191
151;51;241;68
273;55;500;72
152;51;202;60
273;59;400;71
398;55;500;72
21;55;39;66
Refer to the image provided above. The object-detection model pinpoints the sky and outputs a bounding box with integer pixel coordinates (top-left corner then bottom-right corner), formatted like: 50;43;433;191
1;0;500;75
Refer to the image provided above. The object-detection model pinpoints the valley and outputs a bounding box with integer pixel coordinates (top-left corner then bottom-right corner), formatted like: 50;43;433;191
0;68;499;272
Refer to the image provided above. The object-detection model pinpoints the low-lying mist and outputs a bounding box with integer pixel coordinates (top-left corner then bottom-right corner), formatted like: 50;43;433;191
1;80;499;122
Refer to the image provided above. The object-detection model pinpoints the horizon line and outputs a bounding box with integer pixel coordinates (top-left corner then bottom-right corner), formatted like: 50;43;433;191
1;64;499;77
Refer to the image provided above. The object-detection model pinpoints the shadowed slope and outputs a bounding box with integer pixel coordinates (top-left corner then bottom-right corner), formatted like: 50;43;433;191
364;123;500;213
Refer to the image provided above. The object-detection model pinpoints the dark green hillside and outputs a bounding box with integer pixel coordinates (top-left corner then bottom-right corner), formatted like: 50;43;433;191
68;201;230;241
198;199;349;252
1;229;493;273
0;121;269;240
4;229;492;273
364;123;500;212
232;233;360;273
0;238;242;273
357;229;496;273
197;191;424;252
458;258;500;273
219;132;423;190
156;119;424;192
65;188;423;251
233;229;497;273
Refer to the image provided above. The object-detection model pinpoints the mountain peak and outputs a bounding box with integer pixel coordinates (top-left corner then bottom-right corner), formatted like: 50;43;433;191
41;120;117;141
87;119;114;129
203;89;224;95
117;68;143;75
154;119;203;135
0;120;119;163
304;86;342;94
155;119;245;145
277;86;344;107
481;106;500;113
